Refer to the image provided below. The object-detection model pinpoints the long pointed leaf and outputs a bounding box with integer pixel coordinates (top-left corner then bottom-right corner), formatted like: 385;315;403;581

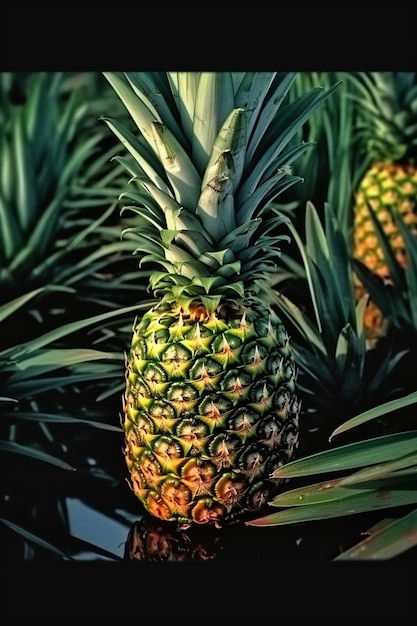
247;484;417;526
6;304;139;357
272;431;417;478
0;519;74;559
270;470;417;507
330;391;417;439
0;441;76;470
334;509;417;560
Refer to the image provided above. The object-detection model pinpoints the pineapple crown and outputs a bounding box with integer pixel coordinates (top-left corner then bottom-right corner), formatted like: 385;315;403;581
346;72;417;163
102;72;338;314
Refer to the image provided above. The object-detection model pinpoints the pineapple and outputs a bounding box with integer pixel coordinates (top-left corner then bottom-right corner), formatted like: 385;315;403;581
103;72;336;527
349;72;417;341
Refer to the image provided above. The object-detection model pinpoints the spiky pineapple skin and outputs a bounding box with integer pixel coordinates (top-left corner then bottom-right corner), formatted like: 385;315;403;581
123;297;300;527
354;162;417;276
353;162;417;340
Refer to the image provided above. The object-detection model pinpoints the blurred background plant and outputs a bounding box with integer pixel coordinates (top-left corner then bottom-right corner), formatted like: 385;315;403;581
1;70;417;562
0;71;153;560
272;71;370;231
270;200;409;452
0;287;141;560
346;72;417;344
246;71;417;561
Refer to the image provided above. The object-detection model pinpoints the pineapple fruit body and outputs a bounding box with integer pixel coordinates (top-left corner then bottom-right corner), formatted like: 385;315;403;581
124;298;299;527
354;162;417;277
103;71;336;527
353;162;417;341
349;72;417;342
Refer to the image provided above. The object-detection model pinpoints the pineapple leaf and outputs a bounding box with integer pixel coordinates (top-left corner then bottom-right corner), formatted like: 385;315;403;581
242;72;296;163
272;291;324;352
247;481;417;526
3;410;123;431
102;72;162;150
5;370;121;400
330;390;417;439
0;191;25;261
217;219;261;252
0;287;46;323
168;72;200;145
2;304;139;358
151;121;201;209
201;107;247;193
7;348;117;377
0;518;123;561
338;454;417;486
0;518;75;559
192;72;235;174
197;176;237;242
102;116;170;194
238;82;341;202
125;72;184;145
237;167;306;224
269;470;417;507
334;510;417;560
12;108;37;232
271;431;417;478
0;441;76;470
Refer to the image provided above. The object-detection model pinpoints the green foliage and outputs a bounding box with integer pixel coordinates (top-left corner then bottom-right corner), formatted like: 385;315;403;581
273;72;369;240
247;391;417;560
2;71;417;562
0;72;145;309
0;73;150;560
272;201;407;438
355;204;417;337
341;72;417;163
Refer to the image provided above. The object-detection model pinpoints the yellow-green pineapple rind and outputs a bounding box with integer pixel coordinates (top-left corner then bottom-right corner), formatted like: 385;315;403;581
354;162;417;276
353;162;417;340
102;72;337;527
349;72;417;341
124;297;299;527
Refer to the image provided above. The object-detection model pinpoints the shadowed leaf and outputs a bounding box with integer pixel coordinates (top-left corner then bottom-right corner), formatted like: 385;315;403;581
334;509;417;560
330;391;417;439
0;441;76;470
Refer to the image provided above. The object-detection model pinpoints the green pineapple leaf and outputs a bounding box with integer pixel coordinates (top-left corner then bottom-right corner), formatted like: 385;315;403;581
247;481;417;526
271;430;417;478
334;511;417;560
272;201;406;431
330;390;417;438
